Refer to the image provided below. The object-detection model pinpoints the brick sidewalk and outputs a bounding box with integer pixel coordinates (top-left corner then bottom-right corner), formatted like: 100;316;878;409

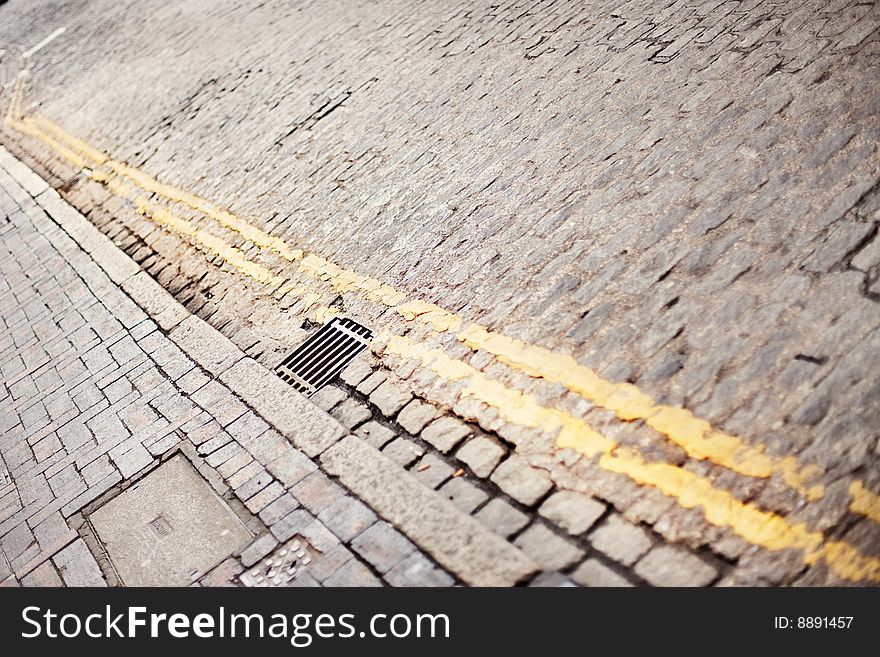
0;157;472;587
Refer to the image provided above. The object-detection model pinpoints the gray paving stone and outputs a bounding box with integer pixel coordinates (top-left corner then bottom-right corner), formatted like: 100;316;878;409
350;521;416;574
634;546;719;587
339;361;372;387
570;559;633;587
322;436;538;586
384;551;455;587
270;508;315;542
240;533;279;568
381;437;424;467
290;471;345;514
455;435;506;477
52;539;106;587
317;495;377;542
421;416;472;453
169;315;244;377
322;555;382;586
438;477;488;513
490;455;553;507
368;379;412;417
474;498;530;538
266;448;317;488
355;420;396;449
589;515;653;567
539;491;606;536
411;453;454;489
513;524;584;571
310;385;347;412
332;398;372;429
21;561;63;587
397;399;440;434
356;371;387;395
258;493;300;526
220;358;346;457
528;571;577;587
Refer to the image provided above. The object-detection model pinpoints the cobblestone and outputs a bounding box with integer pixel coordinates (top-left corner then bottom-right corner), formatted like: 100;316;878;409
634;546;719;587
490;456;553;507
456;435;506;478
539;491;607;536
570;559;633;588
369;380;413;418
514;524;584;571
589;515;654;567
2;0;879;588
420;417;472;453
350;521;416;575
475;498;530;538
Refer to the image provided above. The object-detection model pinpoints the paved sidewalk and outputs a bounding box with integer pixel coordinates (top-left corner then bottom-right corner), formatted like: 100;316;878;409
0;160;469;587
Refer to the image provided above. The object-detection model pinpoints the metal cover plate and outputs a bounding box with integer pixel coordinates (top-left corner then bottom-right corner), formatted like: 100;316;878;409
276;316;371;395
90;455;251;586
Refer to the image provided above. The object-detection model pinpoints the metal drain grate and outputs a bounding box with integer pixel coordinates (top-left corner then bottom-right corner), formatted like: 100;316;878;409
275;317;372;395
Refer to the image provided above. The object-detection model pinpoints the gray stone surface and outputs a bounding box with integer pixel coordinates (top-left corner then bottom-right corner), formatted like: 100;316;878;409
384;551;455;587
397;399;440;434
317;495;377;542
475;498;530;538
2;0;880;587
322;436;538;586
589;515;653;567
456;435;506;478
439;476;489;513
513;524;584;571
490;456;553;507
634;546;719;587
570;559;633;587
369;380;413;417
220;358;346;457
52;539;106;587
539;491;606;536
90;455;251;585
421;417;472;453
350;521;416;574
411;453;455;489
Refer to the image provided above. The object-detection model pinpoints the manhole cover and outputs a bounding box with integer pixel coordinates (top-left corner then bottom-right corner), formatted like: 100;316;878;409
90;455;251;586
276;316;372;395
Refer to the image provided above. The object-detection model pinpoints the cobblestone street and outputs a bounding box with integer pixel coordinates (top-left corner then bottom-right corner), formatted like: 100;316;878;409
0;0;879;586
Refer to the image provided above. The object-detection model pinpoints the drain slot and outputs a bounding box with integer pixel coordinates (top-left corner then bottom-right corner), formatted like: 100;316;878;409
275;317;371;395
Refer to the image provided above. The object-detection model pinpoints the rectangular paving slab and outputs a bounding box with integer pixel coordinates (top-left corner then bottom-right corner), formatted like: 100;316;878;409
90;455;251;586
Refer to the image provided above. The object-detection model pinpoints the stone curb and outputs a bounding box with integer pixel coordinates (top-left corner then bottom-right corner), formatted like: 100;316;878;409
0;145;348;462
0;145;541;586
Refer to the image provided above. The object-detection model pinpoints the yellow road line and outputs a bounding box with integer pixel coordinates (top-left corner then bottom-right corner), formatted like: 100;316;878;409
7;106;880;581
384;334;880;583
850;481;880;525
24;112;827;498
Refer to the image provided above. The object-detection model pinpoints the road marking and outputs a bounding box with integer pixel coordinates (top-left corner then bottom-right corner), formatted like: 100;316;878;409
22;27;66;60
383;335;880;583
6;103;880;581
23;112;827;498
850;481;880;525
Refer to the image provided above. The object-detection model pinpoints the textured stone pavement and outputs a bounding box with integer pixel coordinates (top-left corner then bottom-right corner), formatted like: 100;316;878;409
0;1;879;586
0;164;464;587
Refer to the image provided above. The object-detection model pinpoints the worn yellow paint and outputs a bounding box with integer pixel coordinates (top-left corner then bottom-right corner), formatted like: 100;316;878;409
383;333;879;583
24;114;826;498
29;114;108;165
457;324;825;500
385;334;613;457
12;112;880;580
849;481;880;525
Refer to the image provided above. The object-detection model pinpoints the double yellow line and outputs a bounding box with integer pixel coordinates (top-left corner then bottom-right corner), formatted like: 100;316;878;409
4;82;879;582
